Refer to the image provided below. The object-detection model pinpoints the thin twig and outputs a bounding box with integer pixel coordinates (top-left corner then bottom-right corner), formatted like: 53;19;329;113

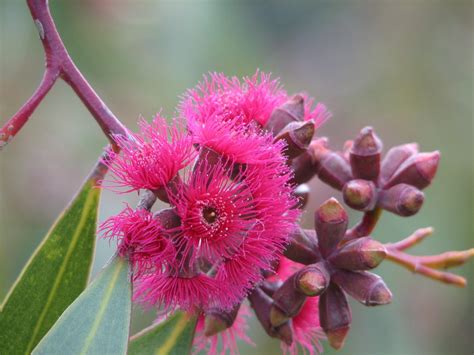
0;0;128;151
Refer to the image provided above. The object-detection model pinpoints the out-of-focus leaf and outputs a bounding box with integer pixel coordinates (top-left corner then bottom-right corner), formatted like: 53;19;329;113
128;311;198;355
32;256;132;355
0;160;106;354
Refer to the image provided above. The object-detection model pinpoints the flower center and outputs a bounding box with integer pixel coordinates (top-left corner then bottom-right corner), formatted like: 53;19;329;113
202;206;218;224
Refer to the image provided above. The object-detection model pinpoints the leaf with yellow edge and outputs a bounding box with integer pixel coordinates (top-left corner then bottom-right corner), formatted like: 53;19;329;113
0;158;107;354
32;255;132;355
129;312;198;355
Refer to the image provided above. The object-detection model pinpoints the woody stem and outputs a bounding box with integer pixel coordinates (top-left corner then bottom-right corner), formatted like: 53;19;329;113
0;0;128;151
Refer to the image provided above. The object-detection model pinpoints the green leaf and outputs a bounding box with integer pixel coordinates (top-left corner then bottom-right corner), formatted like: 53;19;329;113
32;256;132;355
0;162;105;354
129;312;198;355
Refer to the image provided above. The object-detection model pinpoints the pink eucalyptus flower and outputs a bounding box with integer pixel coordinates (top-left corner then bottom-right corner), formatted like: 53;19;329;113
105;115;195;192
193;305;254;355
100;206;174;275
181;71;331;129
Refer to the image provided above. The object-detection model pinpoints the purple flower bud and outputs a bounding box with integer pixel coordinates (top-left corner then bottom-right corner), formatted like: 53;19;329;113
380;143;418;184
284;227;322;265
315;198;349;257
378;183;425;216
153;208;181;230
383;151;440;190
328;237;386;270
204;305;240;336
275;120;315;159
350;127;383;182
317;152;353;190
342;179;378;211
332;270;392;306
265;95;305;134
271;262;329;327
296;262;331;296
319;282;352;350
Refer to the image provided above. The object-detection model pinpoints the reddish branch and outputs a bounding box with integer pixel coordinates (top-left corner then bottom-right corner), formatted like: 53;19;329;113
0;0;128;150
385;228;474;287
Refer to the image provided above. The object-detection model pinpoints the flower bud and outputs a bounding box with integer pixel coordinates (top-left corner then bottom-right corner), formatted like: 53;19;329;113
290;137;330;184
350;127;383;181
293;184;310;209
204;305;240;336
329;237;386;270
248;287;274;337
265;95;305;134
378;183;424;216
319;282;352;350
296;262;331;296
275;120;315;159
249;287;293;343
380;143;418;184
342;179;378;211
383;151;440;190
154;208;181;230
271;262;330;327
332;270;392;306
315;198;349;257
284;227;322;265
317;152;353;190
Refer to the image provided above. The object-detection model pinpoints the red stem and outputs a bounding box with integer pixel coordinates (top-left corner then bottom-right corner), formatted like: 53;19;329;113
344;207;382;241
0;0;128;150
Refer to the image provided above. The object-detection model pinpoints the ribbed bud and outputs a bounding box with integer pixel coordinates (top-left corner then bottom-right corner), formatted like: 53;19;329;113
350;126;383;181
284;227;322;265
296;262;331;296
153;174;181;203
265;95;305;134
248;287;275;337
248;288;293;344
328;237;386;270
317;152;353;190
342;179;378;211
319;282;352;350
270;262;330;327
275;120;315;159
380;143;418;184
154;208;181;230
315;198;349;257
383;151;440;190
332;270;392;306
293;184;310;209
378;183;424;216
204;304;240;336
291;138;329;184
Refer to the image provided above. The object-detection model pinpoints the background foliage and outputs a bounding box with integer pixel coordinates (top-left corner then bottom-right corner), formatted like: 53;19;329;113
0;1;472;354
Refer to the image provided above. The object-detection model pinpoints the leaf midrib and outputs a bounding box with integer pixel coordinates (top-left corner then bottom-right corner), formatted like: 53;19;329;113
80;259;124;354
25;187;97;353
156;314;189;355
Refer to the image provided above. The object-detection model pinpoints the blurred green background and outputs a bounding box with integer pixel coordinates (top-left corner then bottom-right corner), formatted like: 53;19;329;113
1;1;472;354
